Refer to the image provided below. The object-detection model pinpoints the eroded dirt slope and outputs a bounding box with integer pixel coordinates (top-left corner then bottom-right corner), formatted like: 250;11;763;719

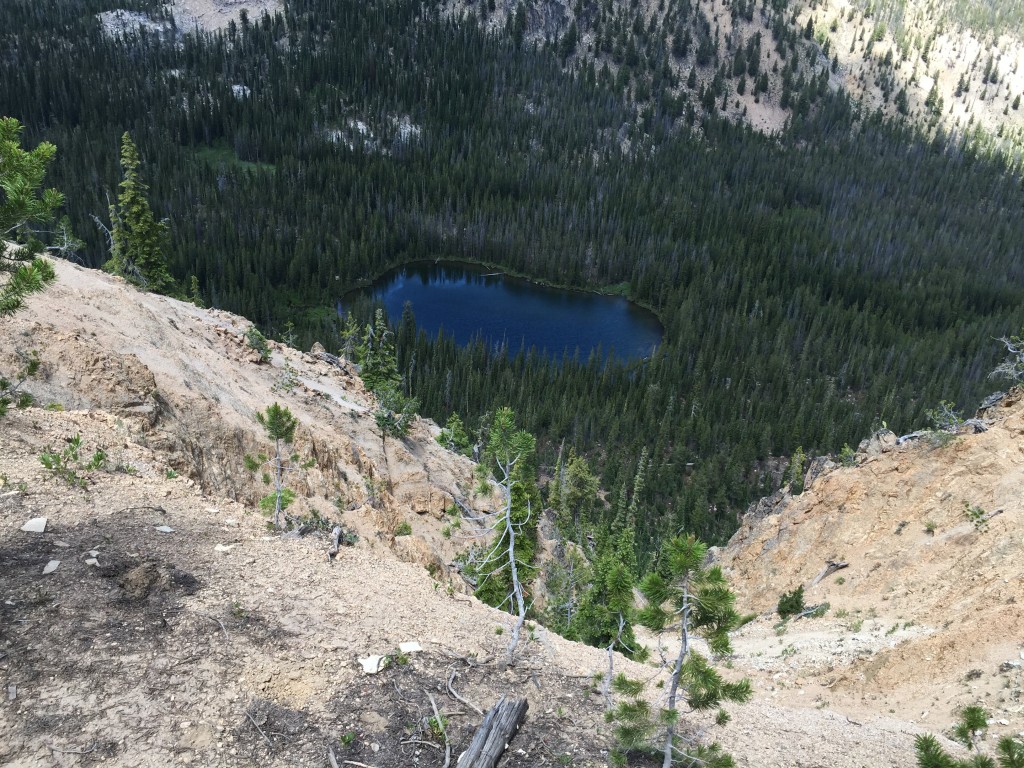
719;394;1024;752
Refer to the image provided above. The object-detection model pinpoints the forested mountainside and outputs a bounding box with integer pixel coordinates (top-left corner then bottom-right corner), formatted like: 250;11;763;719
3;0;1024;560
441;0;1024;141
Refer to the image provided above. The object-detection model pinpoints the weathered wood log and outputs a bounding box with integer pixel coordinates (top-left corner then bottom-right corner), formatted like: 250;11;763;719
809;560;849;587
456;696;528;768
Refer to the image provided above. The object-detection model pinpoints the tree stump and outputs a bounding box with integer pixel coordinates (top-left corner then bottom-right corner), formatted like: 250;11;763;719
456;696;528;768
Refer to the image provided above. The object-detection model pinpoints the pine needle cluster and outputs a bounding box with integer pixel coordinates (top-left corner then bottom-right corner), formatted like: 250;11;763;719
1;116;59;317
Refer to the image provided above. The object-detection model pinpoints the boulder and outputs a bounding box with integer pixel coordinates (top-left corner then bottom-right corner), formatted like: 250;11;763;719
858;429;897;456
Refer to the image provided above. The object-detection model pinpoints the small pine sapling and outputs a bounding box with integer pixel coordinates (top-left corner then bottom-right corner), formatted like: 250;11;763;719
436;412;472;456
252;403;299;529
245;326;271;363
913;706;1024;768
606;673;653;766
952;706;989;753
0;351;40;418
838;443;856;466
777;585;805;619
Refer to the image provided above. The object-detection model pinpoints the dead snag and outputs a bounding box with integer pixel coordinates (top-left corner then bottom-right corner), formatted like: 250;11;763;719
810;560;849;587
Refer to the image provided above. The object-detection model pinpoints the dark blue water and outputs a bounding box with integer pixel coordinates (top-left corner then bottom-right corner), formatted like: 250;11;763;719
351;261;662;362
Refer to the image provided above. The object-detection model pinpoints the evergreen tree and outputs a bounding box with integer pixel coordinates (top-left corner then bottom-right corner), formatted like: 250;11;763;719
105;133;173;294
786;446;807;494
638;534;752;767
544;544;591;634
436;412;471;455
0;117;60;317
471;407;539;660
360;308;401;393
556;451;599;544
374;384;418;472
914;706;1024;768
254;403;299;529
573;542;641;659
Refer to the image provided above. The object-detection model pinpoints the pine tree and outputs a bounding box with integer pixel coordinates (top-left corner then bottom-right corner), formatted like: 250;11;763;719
786;445;807;494
360;308;401;393
557;451;599;544
254;403;299;529
914;707;1024;768
436;412;471;455
105;133;173;294
638;534;752;768
471;407;539;660
374;384;418;472
0;117;60;318
572;543;641;658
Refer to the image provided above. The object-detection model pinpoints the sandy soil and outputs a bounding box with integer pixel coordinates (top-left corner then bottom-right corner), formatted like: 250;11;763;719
719;394;1024;753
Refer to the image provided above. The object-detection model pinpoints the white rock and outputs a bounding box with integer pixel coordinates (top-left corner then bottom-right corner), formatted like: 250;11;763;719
42;560;60;575
155;525;175;533
85;558;99;566
54;541;70;548
359;655;388;674
215;543;237;552
398;641;423;654
20;517;47;533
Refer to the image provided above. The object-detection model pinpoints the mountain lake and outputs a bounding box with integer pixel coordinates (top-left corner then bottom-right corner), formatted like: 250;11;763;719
345;261;662;363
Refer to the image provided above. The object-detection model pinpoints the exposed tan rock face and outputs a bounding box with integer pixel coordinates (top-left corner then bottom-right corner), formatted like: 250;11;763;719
719;391;1024;745
0;260;481;569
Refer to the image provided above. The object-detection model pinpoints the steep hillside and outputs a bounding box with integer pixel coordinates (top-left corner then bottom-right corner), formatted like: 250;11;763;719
128;0;1024;142
0;260;983;767
719;392;1024;751
9;0;1024;555
803;0;1024;147
434;0;1023;141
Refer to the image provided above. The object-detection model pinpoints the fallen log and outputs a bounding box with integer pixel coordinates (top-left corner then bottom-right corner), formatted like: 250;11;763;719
809;560;848;587
456;696;528;768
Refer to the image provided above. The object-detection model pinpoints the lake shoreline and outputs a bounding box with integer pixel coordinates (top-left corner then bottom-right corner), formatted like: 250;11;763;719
342;257;666;330
342;259;663;363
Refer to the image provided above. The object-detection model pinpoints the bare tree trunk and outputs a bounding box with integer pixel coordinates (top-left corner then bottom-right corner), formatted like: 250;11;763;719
506;500;527;663
603;612;626;711
273;438;284;529
662;582;690;768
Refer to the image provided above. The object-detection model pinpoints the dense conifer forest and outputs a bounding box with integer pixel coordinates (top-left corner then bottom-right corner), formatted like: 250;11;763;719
3;0;1024;560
